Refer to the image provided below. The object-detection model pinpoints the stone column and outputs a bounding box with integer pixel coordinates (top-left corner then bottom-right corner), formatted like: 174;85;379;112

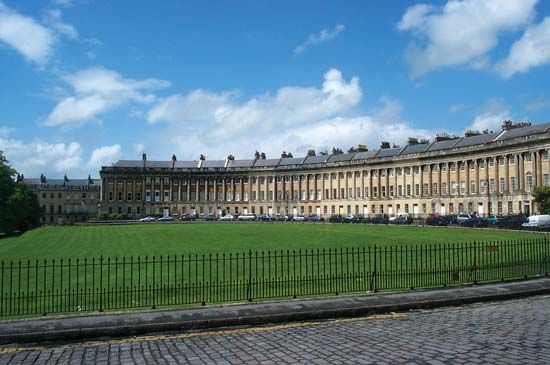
419;165;424;198
518;153;525;191
504;155;510;193
465;160;470;195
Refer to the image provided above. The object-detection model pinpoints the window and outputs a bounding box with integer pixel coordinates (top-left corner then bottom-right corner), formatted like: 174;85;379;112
406;184;411;196
489;179;495;193
108;191;113;201
499;178;505;192
480;181;486;194
510;177;517;191
155;190;160;202
509;156;515;165
543;150;549;160
545;174;549;186
423;183;429;195
499;157;505;166
442;182;447;195
145;190;151;202
163;190;169;202
348;188;353;199
526;172;533;191
508;201;513;214
415;184;420;196
127;192;132;202
488;158;495;167
460;181;466;195
118;192;123;201
136;207;141;215
340;188;345;199
260;191;265;201
525;153;532;163
42;192;46;199
317;189;322;200
451;182;457;195
398;185;403;196
356;188;361;199
432;183;438;195
127;207;132;215
479;160;485;169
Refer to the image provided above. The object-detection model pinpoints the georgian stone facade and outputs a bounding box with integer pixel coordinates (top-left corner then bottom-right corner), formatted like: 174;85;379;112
99;121;550;219
23;176;101;224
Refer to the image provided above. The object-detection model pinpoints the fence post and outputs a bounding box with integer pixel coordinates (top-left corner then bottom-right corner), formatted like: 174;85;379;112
99;256;104;312
472;241;478;285
247;250;253;302
370;245;377;292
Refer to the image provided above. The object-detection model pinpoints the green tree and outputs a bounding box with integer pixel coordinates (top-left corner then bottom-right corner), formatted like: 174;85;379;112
532;185;550;214
0;151;42;233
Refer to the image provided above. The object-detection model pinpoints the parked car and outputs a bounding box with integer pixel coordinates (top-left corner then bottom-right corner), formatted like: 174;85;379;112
486;215;500;226
389;213;411;225
180;214;196;221
457;214;472;224
219;214;234;221
238;213;256;221
352;215;365;224
522;215;550;231
329;214;342;223
343;214;355;223
139;216;155;222
496;214;527;230
292;215;305;222
274;214;289;221
460;216;488;228
157;216;174;222
204;214;217;221
370;215;389;224
258;214;272;222
424;214;441;226
307;214;321;222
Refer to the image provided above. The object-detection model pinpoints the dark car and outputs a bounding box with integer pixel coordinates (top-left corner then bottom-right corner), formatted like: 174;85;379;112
391;215;412;225
204;214;217;221
352;215;365;224
497;214;528;230
343;214;355;223
425;214;440;226
370;215;389;224
274;214;289;221
329;215;343;223
258;214;272;222
307;214;321;222
181;214;196;221
460;216;488;228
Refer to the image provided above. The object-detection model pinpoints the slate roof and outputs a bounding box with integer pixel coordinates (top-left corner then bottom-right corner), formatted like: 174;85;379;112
427;139;460;152
201;160;226;168
454;133;499;148
375;148;402;158
352;150;378;160
278;157;306;166
327;153;355;163
23;178;100;188
400;143;430;155
254;158;281;167
496;122;550;141
227;159;255;168
303;155;329;164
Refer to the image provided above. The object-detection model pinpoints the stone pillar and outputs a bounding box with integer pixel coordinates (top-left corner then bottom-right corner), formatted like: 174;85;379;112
504;155;510;193
419;165;424;198
518;153;525;191
465;160;470;195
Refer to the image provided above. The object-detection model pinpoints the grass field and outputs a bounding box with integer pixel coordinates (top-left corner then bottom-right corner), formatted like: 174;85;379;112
1;223;547;318
0;223;538;261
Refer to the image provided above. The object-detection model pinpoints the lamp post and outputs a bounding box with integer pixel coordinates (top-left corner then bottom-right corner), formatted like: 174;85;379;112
97;203;101;221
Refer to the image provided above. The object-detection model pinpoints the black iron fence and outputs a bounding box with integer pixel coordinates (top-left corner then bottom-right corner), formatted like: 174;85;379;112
1;238;549;318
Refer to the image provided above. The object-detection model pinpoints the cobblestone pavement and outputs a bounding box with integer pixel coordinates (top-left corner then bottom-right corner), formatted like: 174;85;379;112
1;295;549;364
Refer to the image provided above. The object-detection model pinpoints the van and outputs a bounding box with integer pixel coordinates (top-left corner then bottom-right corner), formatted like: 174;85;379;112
522;215;550;231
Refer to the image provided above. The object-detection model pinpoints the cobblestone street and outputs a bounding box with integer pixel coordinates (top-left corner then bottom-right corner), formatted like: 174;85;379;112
1;295;549;364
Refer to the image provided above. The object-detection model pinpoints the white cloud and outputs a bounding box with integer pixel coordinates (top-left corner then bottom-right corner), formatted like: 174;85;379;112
143;69;434;162
133;143;145;154
45;67;170;126
87;144;121;169
148;90;234;123
497;17;550;78
397;0;538;77
0;137;82;175
0;1;56;64
0;126;15;137
294;24;345;55
467;99;510;132
43;8;78;40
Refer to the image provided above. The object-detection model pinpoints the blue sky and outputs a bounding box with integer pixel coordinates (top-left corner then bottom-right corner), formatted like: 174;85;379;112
1;0;550;177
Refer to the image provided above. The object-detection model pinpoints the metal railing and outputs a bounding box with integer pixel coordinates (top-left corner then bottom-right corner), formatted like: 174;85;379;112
1;238;548;318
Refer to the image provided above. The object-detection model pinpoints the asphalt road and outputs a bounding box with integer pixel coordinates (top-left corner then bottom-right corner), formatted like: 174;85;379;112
1;295;549;364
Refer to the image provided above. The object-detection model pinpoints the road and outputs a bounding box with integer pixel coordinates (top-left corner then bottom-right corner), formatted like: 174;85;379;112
1;295;549;364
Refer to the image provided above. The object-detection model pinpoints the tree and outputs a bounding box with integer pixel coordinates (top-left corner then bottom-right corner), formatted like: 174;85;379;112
532;186;550;214
0;151;42;233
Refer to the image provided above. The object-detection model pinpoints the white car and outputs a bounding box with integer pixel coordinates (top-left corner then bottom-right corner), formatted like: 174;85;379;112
219;214;234;221
522;215;550;231
139;216;155;222
292;215;305;222
457;214;472;223
238;214;256;221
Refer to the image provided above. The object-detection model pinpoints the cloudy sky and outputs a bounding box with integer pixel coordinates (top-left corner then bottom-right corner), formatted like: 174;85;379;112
1;0;550;178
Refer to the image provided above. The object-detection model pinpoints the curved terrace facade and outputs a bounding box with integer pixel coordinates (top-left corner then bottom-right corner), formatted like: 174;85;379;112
100;121;550;219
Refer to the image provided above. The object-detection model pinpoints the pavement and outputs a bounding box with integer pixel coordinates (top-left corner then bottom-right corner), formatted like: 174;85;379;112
1;294;549;364
1;277;549;346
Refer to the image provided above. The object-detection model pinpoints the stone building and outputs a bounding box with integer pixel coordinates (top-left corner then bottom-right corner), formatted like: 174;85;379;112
22;175;101;225
99;121;550;219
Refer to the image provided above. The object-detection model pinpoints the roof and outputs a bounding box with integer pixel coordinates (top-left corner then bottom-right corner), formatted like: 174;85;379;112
112;160;141;168
400;143;430;156
427;139;460;152
496;122;550;141
201;160;225;168
278;157;306;166
174;160;199;168
302;155;329;164
327;153;355;163
23;178;100;187
454;133;498;148
254;158;281;167
352;150;377;160
227;159;255;168
375;148;402;158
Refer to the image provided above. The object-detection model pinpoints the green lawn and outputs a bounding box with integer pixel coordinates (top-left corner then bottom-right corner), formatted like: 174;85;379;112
1;223;547;319
0;223;538;261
